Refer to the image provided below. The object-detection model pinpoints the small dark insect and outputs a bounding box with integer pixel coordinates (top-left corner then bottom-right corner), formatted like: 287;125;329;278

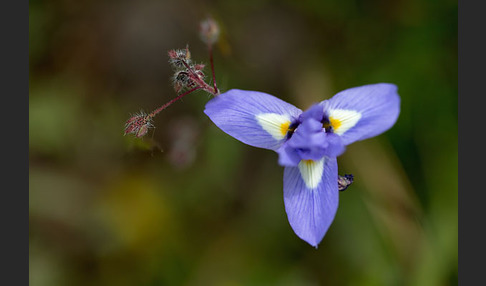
338;174;354;191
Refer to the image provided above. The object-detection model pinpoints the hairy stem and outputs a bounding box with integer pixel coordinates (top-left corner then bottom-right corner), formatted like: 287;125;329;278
149;86;202;118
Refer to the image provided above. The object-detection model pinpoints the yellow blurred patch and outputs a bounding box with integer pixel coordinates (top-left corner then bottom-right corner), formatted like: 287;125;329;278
96;174;175;253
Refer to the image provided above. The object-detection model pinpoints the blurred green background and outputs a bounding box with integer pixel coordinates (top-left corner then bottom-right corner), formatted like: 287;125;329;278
29;0;457;285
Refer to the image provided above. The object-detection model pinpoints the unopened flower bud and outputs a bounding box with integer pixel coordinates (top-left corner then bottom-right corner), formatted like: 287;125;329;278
173;71;194;92
124;112;153;138
136;123;150;138
199;17;220;45
168;45;192;69
175;71;191;84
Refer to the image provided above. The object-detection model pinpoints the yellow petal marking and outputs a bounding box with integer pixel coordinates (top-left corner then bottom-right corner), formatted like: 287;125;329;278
280;121;291;136
328;109;362;135
329;117;342;130
255;113;292;140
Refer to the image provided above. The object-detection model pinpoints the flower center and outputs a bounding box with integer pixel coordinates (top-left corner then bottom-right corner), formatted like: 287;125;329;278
285;121;300;140
321;116;335;133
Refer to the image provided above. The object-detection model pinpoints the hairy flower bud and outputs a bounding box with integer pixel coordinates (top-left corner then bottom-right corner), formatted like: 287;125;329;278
199;17;220;45
173;71;195;92
124;112;153;138
168;45;192;69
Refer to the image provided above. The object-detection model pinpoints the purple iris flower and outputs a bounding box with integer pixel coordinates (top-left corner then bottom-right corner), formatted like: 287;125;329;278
204;83;400;247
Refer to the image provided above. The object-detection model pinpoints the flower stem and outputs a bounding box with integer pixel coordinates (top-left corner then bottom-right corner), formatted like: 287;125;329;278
149;86;202;118
208;44;219;95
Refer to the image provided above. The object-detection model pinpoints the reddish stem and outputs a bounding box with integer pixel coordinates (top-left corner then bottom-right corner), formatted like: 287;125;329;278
149;86;202;118
208;44;219;95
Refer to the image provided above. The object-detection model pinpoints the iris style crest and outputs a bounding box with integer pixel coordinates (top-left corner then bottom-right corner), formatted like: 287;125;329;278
277;104;346;167
204;83;400;247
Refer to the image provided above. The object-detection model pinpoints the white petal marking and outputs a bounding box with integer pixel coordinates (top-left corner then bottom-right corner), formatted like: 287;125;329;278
328;109;362;135
255;113;292;141
298;158;325;190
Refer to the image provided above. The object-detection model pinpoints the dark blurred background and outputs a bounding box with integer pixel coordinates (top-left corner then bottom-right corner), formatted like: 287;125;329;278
29;0;457;285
